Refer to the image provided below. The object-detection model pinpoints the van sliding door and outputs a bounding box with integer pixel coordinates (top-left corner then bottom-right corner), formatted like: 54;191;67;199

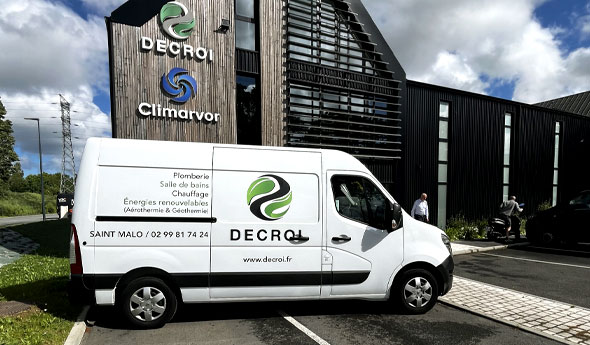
210;147;322;299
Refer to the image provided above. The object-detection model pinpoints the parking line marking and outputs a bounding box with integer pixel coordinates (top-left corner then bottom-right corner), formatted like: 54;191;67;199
480;253;590;269
278;310;331;345
528;246;590;255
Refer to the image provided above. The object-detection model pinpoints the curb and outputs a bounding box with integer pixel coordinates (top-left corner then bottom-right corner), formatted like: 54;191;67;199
440;299;575;345
64;305;89;345
452;241;529;256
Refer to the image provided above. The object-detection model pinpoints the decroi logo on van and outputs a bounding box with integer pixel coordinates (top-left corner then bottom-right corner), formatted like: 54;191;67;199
159;1;195;40
247;175;293;221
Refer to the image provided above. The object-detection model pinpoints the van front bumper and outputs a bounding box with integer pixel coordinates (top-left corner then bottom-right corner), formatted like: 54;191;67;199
436;255;454;295
67;274;95;304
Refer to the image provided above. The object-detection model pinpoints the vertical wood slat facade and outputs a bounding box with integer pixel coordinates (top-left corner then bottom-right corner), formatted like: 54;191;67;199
405;80;590;222
109;0;236;144
259;0;285;147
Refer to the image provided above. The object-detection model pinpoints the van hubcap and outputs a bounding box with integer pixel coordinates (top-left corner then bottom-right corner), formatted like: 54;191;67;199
404;277;432;308
129;287;166;322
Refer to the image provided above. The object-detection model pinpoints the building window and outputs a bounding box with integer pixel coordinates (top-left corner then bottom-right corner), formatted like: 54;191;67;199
236;74;261;145
552;122;561;206
437;101;449;228
235;0;257;51
503;113;512;201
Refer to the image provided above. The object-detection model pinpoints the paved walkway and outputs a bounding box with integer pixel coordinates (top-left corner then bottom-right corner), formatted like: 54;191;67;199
441;276;590;345
0;228;39;268
451;238;528;255
0;214;56;267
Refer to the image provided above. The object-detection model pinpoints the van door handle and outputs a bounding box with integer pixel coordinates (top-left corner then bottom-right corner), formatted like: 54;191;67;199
287;235;309;242
332;235;351;243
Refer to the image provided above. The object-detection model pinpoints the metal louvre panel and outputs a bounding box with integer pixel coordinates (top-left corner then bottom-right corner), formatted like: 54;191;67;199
236;49;260;74
285;0;402;160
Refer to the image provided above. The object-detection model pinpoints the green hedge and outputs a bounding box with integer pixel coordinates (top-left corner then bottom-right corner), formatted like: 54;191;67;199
444;215;488;241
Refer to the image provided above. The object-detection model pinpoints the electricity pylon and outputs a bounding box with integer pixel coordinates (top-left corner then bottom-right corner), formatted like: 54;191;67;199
59;94;76;193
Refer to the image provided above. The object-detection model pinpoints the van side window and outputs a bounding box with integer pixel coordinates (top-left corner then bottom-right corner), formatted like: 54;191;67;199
331;175;390;230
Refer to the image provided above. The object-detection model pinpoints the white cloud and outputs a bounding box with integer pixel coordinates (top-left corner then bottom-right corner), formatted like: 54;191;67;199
2;91;111;175
0;0;108;94
414;52;488;94
0;0;111;174
362;0;590;103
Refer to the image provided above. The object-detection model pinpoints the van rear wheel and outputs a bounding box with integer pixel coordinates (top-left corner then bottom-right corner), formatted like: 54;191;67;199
120;277;177;329
395;269;438;314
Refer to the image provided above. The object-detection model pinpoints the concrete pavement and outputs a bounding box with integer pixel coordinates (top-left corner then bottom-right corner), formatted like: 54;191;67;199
441;276;590;345
451;239;528;255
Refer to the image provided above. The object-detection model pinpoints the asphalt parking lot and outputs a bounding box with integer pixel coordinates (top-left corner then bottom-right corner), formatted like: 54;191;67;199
454;244;590;308
82;300;561;345
77;243;590;345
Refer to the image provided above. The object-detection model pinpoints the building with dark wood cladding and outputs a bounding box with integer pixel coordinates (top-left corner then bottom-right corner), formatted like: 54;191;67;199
106;0;590;228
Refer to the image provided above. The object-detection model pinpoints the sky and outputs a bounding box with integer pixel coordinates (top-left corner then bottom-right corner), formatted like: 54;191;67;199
0;0;589;176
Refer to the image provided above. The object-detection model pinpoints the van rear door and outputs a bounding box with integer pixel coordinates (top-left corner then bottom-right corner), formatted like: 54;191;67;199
93;140;213;303
210;147;322;299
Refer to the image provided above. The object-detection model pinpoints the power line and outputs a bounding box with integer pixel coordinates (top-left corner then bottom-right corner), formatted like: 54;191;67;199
7;117;110;125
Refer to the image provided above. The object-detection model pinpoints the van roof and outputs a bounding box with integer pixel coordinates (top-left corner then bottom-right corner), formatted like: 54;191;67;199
85;137;371;174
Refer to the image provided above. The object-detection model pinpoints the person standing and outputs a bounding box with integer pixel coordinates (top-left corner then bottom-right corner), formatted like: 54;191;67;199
499;195;523;239
411;193;429;223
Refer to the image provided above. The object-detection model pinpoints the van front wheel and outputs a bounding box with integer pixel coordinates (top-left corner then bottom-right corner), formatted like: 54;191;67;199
120;277;177;329
395;269;438;314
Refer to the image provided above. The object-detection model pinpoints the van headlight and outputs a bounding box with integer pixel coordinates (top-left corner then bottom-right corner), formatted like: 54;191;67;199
441;233;452;255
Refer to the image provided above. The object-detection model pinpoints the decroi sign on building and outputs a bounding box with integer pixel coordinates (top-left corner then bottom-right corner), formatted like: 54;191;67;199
139;2;214;61
137;67;220;122
133;0;220;124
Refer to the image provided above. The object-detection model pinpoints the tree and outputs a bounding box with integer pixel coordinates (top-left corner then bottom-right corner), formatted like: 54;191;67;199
0;100;19;182
8;162;27;192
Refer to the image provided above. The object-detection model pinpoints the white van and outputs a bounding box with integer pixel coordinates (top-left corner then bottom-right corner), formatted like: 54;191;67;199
69;138;453;328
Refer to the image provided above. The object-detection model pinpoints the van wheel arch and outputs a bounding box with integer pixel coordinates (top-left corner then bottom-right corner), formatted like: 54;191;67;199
391;262;444;298
115;267;183;304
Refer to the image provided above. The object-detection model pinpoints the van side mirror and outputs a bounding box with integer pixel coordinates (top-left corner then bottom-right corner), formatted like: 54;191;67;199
390;203;403;232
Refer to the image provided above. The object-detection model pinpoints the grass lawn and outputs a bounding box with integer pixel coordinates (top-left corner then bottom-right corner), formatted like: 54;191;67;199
0;219;82;345
0;191;57;217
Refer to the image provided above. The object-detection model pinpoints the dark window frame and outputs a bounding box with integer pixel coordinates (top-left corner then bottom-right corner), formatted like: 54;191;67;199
235;0;259;52
236;73;261;145
330;174;392;230
503;111;514;199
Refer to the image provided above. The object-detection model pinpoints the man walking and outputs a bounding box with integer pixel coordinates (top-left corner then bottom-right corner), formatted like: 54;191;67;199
499;195;523;240
411;193;429;223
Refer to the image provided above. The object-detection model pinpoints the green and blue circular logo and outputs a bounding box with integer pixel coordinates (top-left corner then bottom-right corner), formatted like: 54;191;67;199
247;175;292;221
160;1;195;40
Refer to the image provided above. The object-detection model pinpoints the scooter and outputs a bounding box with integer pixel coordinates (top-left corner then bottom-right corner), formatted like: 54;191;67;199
486;203;524;241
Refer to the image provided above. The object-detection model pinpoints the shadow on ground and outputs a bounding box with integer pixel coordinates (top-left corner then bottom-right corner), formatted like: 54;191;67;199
88;299;404;329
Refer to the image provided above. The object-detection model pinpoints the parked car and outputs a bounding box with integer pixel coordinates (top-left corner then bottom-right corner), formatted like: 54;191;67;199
526;191;590;245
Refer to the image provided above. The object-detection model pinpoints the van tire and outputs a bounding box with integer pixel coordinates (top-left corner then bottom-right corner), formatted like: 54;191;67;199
120;277;177;329
394;269;438;314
